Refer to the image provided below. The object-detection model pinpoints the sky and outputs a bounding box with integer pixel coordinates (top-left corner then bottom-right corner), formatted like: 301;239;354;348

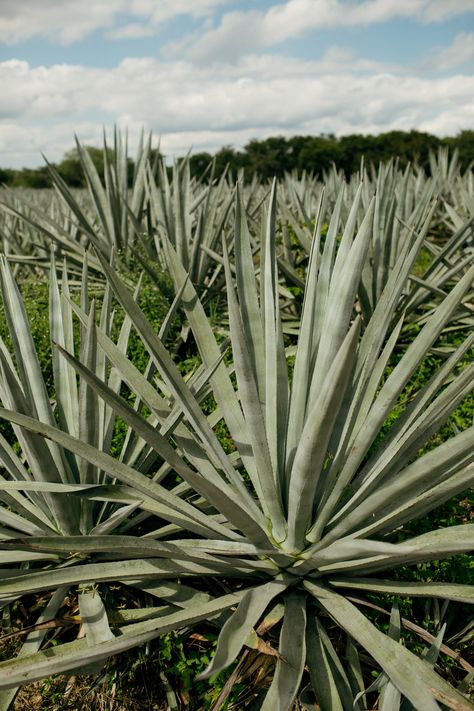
0;0;473;168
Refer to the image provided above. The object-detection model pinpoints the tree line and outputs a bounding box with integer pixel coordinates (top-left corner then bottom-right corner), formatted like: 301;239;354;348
1;129;473;188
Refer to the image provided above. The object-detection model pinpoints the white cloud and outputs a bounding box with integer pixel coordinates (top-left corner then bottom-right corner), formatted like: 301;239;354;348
1;0;472;47
423;32;474;71
0;1;127;44
0;0;231;44
129;0;231;25
417;0;474;22
262;0;474;29
0;53;472;168
106;23;155;40
168;0;474;63
0;120;109;168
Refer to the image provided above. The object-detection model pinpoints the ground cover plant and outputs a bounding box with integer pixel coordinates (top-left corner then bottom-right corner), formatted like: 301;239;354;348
0;138;473;710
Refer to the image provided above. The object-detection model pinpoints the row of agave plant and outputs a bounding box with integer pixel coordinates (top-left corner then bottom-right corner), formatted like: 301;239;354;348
0;133;472;709
1;131;473;311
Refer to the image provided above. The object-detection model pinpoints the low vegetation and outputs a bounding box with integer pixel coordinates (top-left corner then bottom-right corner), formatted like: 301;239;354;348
1;128;474;188
0;132;472;710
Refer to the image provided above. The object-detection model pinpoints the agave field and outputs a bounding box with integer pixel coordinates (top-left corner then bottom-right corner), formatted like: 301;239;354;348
0;132;473;710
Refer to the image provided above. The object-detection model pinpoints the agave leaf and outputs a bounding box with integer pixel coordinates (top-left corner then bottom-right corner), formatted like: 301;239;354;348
109;274;188;459
351;465;474;539
423;624;446;667
95;268;117;455
172;158;189;268
67;296;170;421
278;199;312;255
286;317;360;551
306;582;472;711
0;196;98;265
49;252;79;438
69;294;228;464
349;373;474;526
322;431;474;545
329;579;474;605
0;586;68;711
323;202;434;473
0;481;134;495
77;587;115;674
79;589;115;646
74;138;115;249
67;483;235;539
233;182;266;412
56;343;269;544
318;615;362;711
0;448;58;533
261;593;307;711
197;577;289;680
0;551;59;564
309;191;373;395
306;614;345;711
345;639;367;711
0;354;78;535
43;157;110;256
0;257;71;479
89;501;142;536
335;332;474;521
223;233;286;541
0;589;248;689
307;185;344;362
297;538;415;575
195;173;234;295
158;234;265;486
312;234;474;542
244;602;285;654
168;539;265;556
0;506;51;537
285;191;324;475
0;407;243;540
353;668;391;711
378;604;402;711
328;312;404;466
0;557;262;600
321;525;474;576
0;536;273;572
262;180;289;486
108;606;173;624
78;302;99;497
95;251;261;515
133;580;213;609
323;261;474;525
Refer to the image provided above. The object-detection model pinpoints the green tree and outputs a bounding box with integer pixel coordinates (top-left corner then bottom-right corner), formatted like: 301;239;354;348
213;145;246;179
13;166;51;188
445;130;474;170
0;167;15;186
189;151;213;178
56;145;135;187
296;135;341;175
244;136;295;179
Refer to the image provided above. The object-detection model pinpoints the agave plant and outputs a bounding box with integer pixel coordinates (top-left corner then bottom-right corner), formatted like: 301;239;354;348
145;155;237;304
0;251;210;707
277;152;474;342
0;131;245;314
0;129;156;282
0;187;68;276
0;182;473;710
